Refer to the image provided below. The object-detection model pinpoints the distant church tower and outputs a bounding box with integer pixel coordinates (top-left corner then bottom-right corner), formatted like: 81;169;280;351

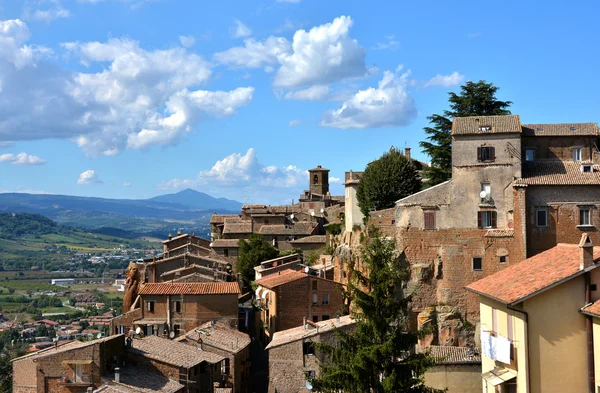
308;165;330;196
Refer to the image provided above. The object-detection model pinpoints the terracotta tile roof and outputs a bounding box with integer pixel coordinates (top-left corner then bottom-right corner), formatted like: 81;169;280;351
484;229;514;238
242;204;267;209
184;321;251;354
522;123;598;137
211;239;240;248
139;282;241;296
154;252;229;266
466;244;600;305
397;180;451;206
516;161;600;185
258;221;317;235
172;272;219;283
266;315;355;350
309;165;329;172
98;366;184;393
210;214;241;225
581;300;600;317
425;346;481;364
452;115;521;135
290;235;327;244
255;270;308;289
130;335;225;367
268;205;302;214
222;222;253;234
14;335;123;363
161;234;188;244
160;264;229;280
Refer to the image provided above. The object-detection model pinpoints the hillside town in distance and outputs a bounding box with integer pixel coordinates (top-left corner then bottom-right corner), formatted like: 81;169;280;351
5;84;600;393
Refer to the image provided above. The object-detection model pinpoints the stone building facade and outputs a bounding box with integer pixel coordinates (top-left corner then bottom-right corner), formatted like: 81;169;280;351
254;270;346;342
265;316;355;393
110;282;241;338
344;115;600;348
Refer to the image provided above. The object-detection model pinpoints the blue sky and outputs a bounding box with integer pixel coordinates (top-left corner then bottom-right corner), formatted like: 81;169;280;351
0;0;599;204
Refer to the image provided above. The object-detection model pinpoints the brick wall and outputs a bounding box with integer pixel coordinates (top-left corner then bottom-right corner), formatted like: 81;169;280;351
521;135;597;162
526;185;600;256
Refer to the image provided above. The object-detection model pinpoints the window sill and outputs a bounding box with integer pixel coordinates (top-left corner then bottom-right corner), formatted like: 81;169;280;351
473;269;483;272
577;225;595;229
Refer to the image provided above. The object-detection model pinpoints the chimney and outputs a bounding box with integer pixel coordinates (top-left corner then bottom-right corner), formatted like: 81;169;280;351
303;317;307;330
405;147;411;160
114;367;120;383
168;233;172;240
579;233;594;270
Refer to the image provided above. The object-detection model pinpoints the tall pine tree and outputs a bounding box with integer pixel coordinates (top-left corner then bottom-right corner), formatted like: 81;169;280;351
420;80;512;187
312;233;442;393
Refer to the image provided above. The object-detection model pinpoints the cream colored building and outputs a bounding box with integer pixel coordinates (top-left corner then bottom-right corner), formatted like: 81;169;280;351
466;234;600;393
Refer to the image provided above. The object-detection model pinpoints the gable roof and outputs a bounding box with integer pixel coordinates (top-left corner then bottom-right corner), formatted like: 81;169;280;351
265;315;355;350
129;335;225;367
210;239;240;248
522;123;598;137
290;235;327;244
396;180;451;206
139;282;241;296
516;161;600;186
152;252;229;267
182;322;251;354
222;222;253;235
452;115;521;136
258;221;317;236
255;270;308;289
466;244;600;305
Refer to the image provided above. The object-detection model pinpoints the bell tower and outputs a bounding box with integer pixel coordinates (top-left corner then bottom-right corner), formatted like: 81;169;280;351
308;165;329;196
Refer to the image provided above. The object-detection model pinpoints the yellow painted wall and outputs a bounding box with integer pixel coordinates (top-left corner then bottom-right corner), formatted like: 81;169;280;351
591;318;600;390
522;275;588;393
479;296;528;393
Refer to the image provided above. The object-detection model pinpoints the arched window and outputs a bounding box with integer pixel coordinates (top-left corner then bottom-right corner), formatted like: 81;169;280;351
313;174;319;184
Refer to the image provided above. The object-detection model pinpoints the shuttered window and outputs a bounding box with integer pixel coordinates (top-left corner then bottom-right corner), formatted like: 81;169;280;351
424;211;435;230
477;146;495;162
477;211;497;229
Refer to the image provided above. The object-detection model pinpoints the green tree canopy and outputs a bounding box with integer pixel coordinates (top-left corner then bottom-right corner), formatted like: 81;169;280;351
356;147;421;217
236;234;279;287
312;232;442;393
420;80;512;187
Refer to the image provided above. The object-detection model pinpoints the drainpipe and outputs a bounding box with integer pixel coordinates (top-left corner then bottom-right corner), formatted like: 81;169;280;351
167;295;171;333
507;304;531;393
586;272;595;393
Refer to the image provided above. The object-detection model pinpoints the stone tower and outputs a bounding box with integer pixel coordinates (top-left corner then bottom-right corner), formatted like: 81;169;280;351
308;165;329;197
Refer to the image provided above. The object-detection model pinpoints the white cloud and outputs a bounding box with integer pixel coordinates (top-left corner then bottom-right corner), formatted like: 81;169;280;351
232;19;252;38
126;86;254;149
77;169;102;184
0;22;254;155
123;182;131;187
0;152;45;165
213;37;290;70
330;177;342;183
274;16;366;88
320;69;417;129
76;0;158;9
0;141;14;148
424;71;466;88
215;16;366;90
178;35;195;48
373;35;400;51
288;119;301;127
284;85;330;101
158;148;308;201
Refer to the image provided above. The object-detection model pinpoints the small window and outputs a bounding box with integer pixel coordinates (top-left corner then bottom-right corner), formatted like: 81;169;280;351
477;146;495;162
147;301;154;312
303;341;315;355
312;280;318;291
477;211;497;229
591;284;597;291
306;370;316;379
423;211;435;230
313;174;319;184
146;324;154;336
499;256;507;263
313;315;319;322
525;148;535;162
174;301;181;313
312;294;318;306
322;294;329;305
536;209;548;227
472;257;483;271
322;315;330;321
582;165;593;173
221;358;230;375
478;125;492;132
580;207;592;226
223;249;229;257
573;148;582;162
